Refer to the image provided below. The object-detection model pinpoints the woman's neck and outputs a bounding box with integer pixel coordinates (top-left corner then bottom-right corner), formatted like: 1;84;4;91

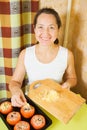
36;43;59;54
35;44;60;64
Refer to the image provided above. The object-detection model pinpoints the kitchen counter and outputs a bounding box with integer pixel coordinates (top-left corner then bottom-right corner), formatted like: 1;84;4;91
46;103;87;130
0;102;87;130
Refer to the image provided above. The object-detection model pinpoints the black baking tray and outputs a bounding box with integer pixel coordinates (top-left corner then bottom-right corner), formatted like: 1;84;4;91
0;95;52;130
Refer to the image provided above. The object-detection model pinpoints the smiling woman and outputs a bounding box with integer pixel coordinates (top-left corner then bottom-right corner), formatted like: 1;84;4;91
9;7;77;108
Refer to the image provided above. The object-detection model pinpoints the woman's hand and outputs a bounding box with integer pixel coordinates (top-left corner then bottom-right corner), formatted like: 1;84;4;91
9;50;27;107
62;82;70;90
11;89;27;107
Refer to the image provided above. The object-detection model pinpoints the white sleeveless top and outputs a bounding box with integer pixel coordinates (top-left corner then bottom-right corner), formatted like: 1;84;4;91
24;45;68;84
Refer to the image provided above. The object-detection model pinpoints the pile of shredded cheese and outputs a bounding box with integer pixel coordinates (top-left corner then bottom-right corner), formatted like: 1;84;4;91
39;89;60;102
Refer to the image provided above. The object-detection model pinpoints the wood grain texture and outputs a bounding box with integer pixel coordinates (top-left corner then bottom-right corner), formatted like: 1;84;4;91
28;79;85;124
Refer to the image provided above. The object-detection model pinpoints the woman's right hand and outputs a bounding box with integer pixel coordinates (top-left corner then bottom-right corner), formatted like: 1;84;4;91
9;50;27;107
11;89;27;107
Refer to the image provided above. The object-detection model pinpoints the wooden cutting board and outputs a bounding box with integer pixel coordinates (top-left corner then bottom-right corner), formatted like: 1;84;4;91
28;79;85;124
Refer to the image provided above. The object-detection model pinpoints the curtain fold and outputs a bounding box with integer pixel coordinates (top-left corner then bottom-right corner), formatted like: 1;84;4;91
0;0;39;99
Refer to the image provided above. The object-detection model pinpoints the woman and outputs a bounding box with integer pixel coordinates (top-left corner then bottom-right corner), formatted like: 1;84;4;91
9;7;77;107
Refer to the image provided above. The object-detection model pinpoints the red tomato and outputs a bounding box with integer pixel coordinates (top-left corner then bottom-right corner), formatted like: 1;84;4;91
0;101;13;114
20;103;35;118
14;121;30;130
30;114;46;130
6;111;21;126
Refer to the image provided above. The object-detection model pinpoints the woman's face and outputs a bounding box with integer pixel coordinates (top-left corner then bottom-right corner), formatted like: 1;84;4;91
34;13;59;46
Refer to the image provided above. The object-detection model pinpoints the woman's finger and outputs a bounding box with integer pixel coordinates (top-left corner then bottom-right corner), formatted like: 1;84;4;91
11;95;26;107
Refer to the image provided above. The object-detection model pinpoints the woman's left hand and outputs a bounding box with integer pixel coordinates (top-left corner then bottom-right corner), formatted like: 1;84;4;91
62;82;70;90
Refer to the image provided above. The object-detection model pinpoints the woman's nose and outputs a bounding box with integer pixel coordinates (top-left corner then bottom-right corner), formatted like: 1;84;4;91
42;28;50;35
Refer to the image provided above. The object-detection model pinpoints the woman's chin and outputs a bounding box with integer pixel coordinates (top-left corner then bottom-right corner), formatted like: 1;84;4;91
39;41;51;46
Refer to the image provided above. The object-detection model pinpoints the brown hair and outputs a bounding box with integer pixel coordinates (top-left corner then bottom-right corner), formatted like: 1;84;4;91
33;7;62;29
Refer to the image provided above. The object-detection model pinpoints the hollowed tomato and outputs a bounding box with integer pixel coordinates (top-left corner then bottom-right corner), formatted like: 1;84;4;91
14;121;30;130
30;114;46;130
6;111;21;126
20;103;35;118
0;101;13;114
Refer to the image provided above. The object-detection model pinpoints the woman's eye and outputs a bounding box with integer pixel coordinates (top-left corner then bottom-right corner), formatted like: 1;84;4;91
37;26;43;29
50;26;55;29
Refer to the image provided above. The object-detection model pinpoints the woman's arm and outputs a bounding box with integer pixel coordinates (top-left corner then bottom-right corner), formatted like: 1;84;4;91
62;50;77;89
9;49;27;107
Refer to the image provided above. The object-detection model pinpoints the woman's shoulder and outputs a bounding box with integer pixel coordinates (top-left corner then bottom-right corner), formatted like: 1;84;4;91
18;49;26;60
59;45;68;56
68;49;74;60
59;46;74;61
20;45;36;55
20;48;26;55
26;45;36;51
60;45;68;51
60;46;73;55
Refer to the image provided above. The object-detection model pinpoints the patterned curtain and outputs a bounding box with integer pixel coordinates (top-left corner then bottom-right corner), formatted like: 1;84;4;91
0;0;39;99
